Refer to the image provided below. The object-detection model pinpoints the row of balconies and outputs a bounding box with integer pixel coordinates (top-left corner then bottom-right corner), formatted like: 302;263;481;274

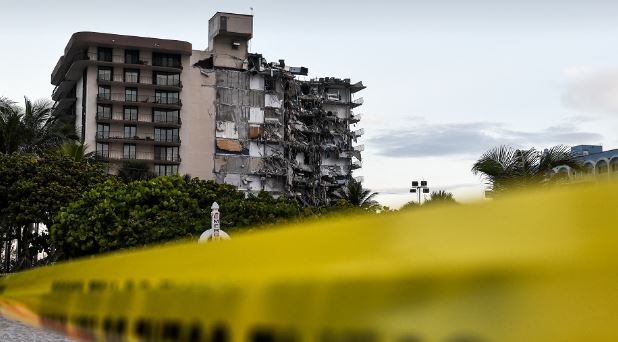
52;50;183;87
96;93;182;107
95;131;180;145
95;150;181;163
78;52;182;70
96;113;181;127
97;74;182;89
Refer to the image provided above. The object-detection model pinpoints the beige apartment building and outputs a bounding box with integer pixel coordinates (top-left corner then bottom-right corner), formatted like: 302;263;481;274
51;12;364;205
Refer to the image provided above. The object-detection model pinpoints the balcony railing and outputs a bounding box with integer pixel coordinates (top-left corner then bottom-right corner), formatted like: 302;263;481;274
96;93;182;106
95;150;180;163
154;134;181;143
153;115;181;124
96;112;112;120
97;112;181;125
96;131;180;143
97;74;182;87
81;52;182;69
154;154;181;162
92;53;152;65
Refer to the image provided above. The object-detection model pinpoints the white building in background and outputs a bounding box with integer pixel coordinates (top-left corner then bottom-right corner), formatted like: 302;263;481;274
555;145;618;179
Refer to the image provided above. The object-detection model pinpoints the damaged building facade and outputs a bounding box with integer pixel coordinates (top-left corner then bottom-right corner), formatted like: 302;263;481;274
50;12;364;205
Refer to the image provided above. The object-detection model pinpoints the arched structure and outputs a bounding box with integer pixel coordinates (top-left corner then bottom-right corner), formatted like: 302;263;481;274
611;157;618;175
596;159;609;176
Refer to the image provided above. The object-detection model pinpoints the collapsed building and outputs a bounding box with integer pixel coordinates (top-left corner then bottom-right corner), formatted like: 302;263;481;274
50;12;365;205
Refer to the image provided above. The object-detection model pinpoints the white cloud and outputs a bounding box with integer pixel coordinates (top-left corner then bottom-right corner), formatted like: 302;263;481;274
562;66;618;115
368;121;601;158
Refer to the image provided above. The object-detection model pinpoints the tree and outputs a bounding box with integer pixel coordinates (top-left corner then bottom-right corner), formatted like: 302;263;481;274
59;141;94;163
0;97;76;154
52;176;303;259
400;190;456;210
472;145;583;194
117;160;156;181
333;180;378;209
0;153;107;271
424;190;457;205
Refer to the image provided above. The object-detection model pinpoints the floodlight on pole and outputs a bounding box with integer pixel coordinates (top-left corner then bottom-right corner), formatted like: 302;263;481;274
410;180;430;204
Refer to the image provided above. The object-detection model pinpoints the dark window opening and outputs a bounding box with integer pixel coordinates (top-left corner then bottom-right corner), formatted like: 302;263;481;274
97;47;112;62
125;49;140;64
153;53;181;68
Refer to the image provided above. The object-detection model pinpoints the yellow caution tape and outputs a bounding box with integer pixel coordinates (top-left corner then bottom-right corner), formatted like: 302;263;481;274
1;182;618;341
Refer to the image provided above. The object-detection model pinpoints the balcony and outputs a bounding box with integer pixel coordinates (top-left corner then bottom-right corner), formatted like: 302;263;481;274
349;113;362;124
96;93;182;108
95;151;181;164
97;74;182;90
95;131;181;145
351;160;362;170
94;52;182;71
96;112;181;127
352;128;364;138
351;97;364;108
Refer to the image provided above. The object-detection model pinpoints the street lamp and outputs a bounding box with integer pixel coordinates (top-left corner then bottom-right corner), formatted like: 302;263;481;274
410;180;430;205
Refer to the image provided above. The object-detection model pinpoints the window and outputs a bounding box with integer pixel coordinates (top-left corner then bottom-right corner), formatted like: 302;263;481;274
264;76;275;92
98;86;111;100
123;106;138;121
154;72;180;86
97;67;112;81
154;164;178;176
125;88;137;102
124;125;137;139
326;90;341;101
155;91;179;105
123;144;136;159
153;109;179;124
155;128;179;143
125;50;140;64
152;53;181;68
96;123;110;139
97;105;112;119
97;47;112;62
96;143;109;157
155;146;179;162
124;69;139;83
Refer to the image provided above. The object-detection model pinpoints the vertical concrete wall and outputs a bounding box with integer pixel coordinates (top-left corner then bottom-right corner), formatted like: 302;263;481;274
178;51;216;179
84;64;98;152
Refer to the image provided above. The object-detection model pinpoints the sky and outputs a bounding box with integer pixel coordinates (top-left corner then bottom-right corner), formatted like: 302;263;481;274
2;0;618;207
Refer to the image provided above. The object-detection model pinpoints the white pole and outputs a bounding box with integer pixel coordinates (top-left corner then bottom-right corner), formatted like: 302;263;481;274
211;202;220;240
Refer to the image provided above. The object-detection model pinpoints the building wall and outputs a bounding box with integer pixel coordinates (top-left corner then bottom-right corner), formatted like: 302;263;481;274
178;51;216;179
84;64;98;151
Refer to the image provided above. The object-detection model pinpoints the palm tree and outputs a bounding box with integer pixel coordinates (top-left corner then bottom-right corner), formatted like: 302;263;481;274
0;98;23;154
60;141;94;162
472;145;583;194
425;190;457;205
0;97;76;154
334;179;378;208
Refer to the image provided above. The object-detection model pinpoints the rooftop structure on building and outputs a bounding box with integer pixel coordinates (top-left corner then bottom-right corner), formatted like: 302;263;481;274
50;12;365;205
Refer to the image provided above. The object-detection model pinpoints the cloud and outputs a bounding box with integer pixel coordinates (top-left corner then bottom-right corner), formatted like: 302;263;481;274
368;122;602;158
562;67;618;115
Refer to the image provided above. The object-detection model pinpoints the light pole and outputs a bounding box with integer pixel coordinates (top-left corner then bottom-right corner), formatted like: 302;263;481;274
410;180;430;205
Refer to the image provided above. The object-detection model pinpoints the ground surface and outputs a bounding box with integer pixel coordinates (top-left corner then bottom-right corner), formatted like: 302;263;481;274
0;317;76;342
